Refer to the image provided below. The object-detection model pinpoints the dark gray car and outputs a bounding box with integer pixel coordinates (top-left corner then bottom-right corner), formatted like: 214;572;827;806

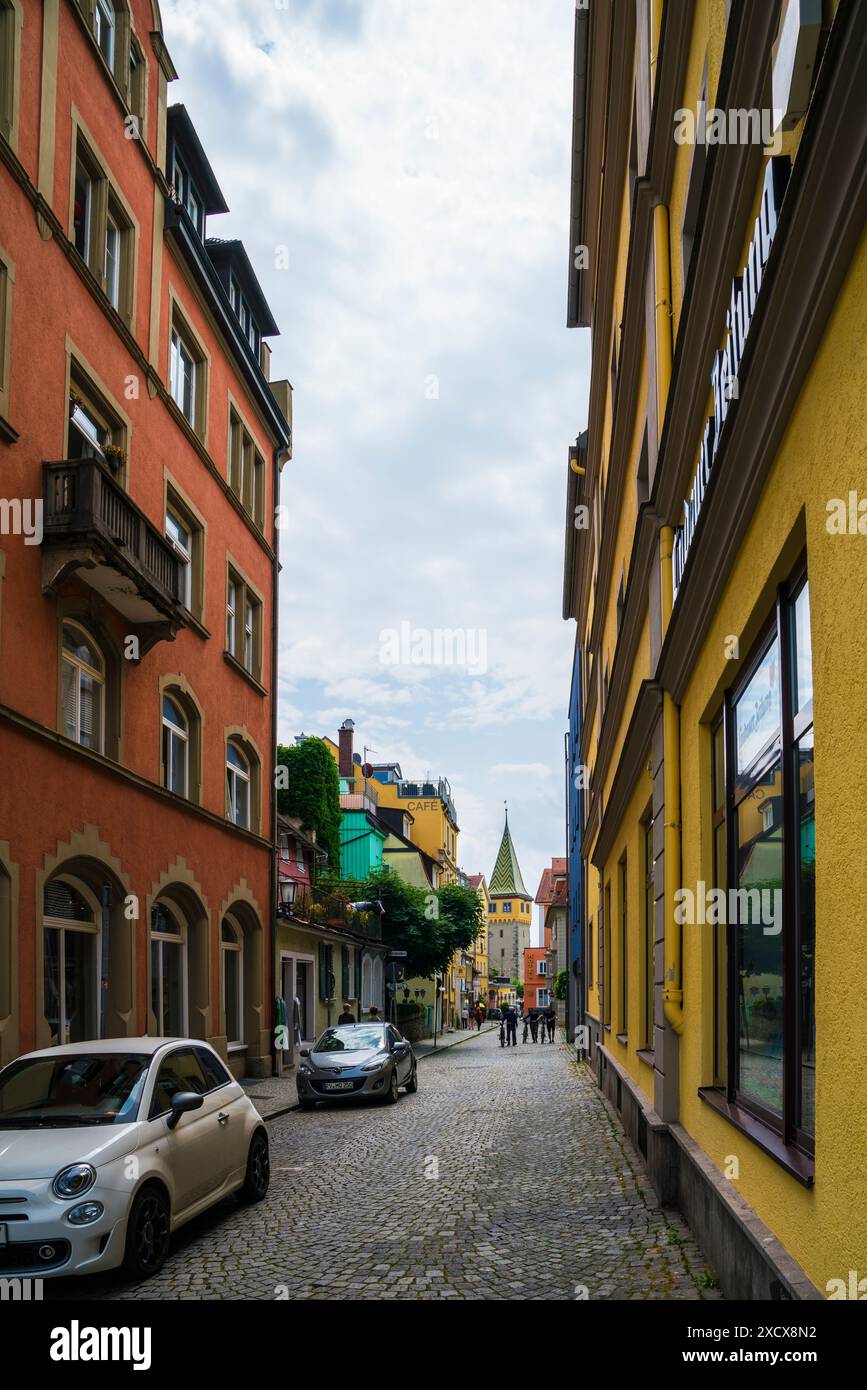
296;1022;418;1108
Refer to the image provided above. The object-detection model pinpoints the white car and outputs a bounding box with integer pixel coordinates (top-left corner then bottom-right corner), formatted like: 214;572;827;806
0;1037;270;1282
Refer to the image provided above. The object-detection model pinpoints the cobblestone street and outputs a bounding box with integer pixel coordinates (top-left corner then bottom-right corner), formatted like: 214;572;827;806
50;1031;719;1302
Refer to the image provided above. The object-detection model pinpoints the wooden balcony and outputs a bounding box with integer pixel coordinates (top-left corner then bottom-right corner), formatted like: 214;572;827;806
41;459;188;653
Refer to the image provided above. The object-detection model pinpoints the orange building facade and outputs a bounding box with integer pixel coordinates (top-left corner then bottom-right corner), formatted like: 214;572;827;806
0;1;291;1077
523;940;551;1012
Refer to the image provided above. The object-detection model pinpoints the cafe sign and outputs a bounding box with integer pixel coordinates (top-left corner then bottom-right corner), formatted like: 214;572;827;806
673;156;790;596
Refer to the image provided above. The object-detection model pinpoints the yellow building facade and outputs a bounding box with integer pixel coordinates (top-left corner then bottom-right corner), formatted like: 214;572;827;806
563;0;866;1300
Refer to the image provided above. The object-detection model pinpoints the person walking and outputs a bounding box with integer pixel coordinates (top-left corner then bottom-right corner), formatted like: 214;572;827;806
540;1008;547;1043
522;1013;529;1044
337;1002;356;1024
499;1018;506;1047
530;1011;539;1043
474;1005;484;1031
547;1010;556;1043
505;1004;518;1048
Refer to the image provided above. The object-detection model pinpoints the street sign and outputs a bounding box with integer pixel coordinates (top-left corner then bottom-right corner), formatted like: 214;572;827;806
387;950;408;957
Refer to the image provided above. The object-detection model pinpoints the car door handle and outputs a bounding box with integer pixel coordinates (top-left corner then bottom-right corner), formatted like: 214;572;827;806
217;1111;230;1125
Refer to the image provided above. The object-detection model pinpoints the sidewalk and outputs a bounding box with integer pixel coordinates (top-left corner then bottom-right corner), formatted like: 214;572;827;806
241;1022;500;1120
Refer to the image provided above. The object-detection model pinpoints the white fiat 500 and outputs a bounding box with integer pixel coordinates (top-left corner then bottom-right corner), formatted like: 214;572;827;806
0;1038;270;1282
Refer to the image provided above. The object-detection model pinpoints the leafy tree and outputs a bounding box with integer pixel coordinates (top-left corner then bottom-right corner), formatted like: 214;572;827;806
553;969;568;1001
276;739;340;872
510;977;524;997
317;869;483;979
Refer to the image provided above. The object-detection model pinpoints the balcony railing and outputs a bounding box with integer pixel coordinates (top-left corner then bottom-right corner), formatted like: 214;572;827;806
287;885;383;941
339;792;380;814
42;459;186;630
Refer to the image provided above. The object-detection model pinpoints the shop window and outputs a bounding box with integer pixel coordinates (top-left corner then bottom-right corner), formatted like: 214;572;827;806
720;564;815;1150
150;901;187;1036
43;877;99;1045
643;817;654;1049
221;916;244;1045
618;856;628;1037
226;566;262;683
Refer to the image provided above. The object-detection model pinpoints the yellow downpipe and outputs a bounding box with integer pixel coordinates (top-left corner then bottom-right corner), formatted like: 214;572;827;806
654;202;684;1036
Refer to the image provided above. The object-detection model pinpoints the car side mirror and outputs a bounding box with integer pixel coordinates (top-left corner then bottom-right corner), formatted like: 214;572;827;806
166;1091;204;1130
299;1047;310;1058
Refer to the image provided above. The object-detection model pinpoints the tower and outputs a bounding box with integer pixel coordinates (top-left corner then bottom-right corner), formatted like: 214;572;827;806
487;810;533;988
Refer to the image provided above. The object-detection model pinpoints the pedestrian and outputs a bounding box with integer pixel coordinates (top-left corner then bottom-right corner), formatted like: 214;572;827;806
337;1002;356;1024
474;1005;484;1031
505;1004;518;1048
461;1004;469;1030
540;1008;547;1043
547;1010;556;1043
522;1014;529;1044
499;1019;506;1048
367;1004;381;1021
530;1012;539;1043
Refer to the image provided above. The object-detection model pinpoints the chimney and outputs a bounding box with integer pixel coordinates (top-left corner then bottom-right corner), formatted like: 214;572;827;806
338;719;355;778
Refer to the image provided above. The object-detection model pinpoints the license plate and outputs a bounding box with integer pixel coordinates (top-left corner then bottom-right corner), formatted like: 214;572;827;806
323;1080;353;1091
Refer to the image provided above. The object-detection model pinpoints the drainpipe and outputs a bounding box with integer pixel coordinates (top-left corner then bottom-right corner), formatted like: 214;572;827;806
653;202;684;1037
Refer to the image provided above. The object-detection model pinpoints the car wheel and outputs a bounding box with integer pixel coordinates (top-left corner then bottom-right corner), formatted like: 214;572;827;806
238;1130;270;1203
405;1062;418;1094
384;1067;400;1104
121;1184;171;1282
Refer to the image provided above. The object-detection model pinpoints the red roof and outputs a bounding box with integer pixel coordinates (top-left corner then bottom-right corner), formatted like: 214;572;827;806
535;858;567;904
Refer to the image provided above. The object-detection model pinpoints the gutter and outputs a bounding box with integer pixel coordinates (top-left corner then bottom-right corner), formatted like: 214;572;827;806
653;202;684;1037
566;2;591;328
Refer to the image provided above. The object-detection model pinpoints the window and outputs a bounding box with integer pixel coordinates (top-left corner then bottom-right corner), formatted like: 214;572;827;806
619;857;628;1036
165;504;192;610
644;818;654;1050
221;917;243;1045
602;883;611;1027
0;251;14;424
161;694;188;797
61;621;105;752
150;901;187;1035
128;39;145;124
720;567;815;1149
171;151;204;237
587;916;594;991
226;567;262;683
226;741;251;828
71;135;134;322
67;367;126;473
94;0;116;70
170;325;196;424
43;877;99;1046
149;1049;209;1119
0;1;22;150
503;901;512;914
229;275;260;359
228;408;266;528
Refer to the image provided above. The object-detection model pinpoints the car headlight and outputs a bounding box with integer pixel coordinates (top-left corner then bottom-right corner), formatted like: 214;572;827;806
362;1053;390;1073
52;1163;97;1200
67;1201;104;1226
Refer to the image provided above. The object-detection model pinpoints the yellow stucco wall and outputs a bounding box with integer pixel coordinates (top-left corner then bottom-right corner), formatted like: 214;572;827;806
677;227;867;1292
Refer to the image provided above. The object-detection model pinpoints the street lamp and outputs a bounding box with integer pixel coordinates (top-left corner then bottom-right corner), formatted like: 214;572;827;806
277;878;297;916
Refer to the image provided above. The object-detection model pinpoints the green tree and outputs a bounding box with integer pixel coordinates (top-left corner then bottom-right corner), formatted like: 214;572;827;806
317;869;483;979
275;738;341;872
553;969;568;1001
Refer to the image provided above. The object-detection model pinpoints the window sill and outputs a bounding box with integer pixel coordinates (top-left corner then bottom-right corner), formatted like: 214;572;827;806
183;610;210;641
615;1033;628;1046
228;1043;248;1055
636;1047;655;1068
223;649;266;696
698;1087;814;1188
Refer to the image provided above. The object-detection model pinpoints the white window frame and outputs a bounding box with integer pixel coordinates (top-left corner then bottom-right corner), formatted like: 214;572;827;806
162;693;189;798
221;914;244;1047
226;741;250;828
61;620;106;753
170;326;196;425
150;900;189;1036
94;0;115;71
104;211;120;309
43;876;100;1046
165;505;193;609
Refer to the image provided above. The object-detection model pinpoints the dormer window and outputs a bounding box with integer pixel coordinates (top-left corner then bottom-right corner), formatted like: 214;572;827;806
229;274;261;359
172;151;204;238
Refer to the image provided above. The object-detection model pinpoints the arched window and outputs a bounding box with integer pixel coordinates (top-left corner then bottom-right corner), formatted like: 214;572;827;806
150;901;187;1036
221;916;243;1045
226;741;250;828
43;876;99;1045
162;694;188;797
61;621;105;752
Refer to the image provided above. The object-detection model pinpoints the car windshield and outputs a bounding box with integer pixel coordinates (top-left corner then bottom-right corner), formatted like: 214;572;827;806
315;1026;386;1054
0;1053;151;1127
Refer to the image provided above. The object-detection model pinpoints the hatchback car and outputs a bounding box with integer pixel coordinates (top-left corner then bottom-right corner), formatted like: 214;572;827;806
0;1038;270;1283
296;1022;418;1107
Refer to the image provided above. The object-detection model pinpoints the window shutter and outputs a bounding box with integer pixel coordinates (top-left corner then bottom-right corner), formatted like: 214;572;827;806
325;944;335;999
355;949;363;1001
318;942;328;1001
341;945;350;998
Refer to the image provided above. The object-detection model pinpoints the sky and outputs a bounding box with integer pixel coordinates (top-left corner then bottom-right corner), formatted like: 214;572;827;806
163;0;590;941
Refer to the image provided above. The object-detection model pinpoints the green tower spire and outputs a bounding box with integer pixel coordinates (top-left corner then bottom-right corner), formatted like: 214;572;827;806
489;808;530;898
